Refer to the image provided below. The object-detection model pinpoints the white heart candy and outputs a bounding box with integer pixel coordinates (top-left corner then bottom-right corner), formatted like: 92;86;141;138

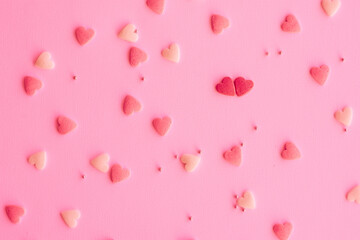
90;153;110;173
180;154;200;172
28;151;47;170
118;24;139;43
35;51;55;69
61;209;81;228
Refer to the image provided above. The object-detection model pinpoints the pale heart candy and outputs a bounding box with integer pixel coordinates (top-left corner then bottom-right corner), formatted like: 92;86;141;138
61;209;81;228
90;153;110;173
28;151;47;170
35;51;55;69
180;154;200;172
334;106;353;127
161;43;180;63
118;24;139;43
321;0;341;17
236;191;256;210
347;185;360;204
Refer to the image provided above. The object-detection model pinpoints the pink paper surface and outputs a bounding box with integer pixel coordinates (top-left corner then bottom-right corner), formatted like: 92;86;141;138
1;0;360;239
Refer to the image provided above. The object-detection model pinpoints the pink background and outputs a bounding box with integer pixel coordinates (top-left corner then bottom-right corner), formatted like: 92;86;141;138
1;0;360;239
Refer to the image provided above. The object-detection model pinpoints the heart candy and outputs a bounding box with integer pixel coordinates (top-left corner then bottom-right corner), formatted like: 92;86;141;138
146;0;165;15
281;14;301;33
210;14;230;34
61;209;81;228
5;205;25;224
75;26;95;46
56;116;77;134
281;142;301;160
347;185;360;204
234;77;254;96
35;52;55;70
122;95;141;115
23;76;42;96
129;47;148;67
334;106;353;127
28;151;47;170
110;164;131;183
152;116;172;136
321;0;341;17
310;65;329;86
215;77;235;96
236;191;256;210
180;154;200;172
161;43;180;63
118;24;139;43
90;153;110;173
273;222;293;240
223;145;242;166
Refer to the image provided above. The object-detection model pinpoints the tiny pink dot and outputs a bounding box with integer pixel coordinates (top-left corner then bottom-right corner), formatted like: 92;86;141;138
240;142;244;147
158;167;162;172
197;149;201;154
188;216;192;221
234;204;238;209
265;51;269;56
174;154;178;159
278;50;282;55
340;57;344;62
344;128;347;132
81;174;85;179
254;125;258;130
140;76;145;81
73;75;77;80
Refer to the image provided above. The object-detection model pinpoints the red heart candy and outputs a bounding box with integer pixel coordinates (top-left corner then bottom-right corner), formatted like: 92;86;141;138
223;146;242;166
281;14;301;33
56;116;77;135
211;14;230;34
110;164;130;183
75;26;95;46
129;47;148;67
146;0;165;15
122;95;141;115
152;116;172;136
281;142;301;160
216;77;235;96
234;77;254;96
273;222;293;240
5;205;25;224
310;65;329;86
23;76;42;96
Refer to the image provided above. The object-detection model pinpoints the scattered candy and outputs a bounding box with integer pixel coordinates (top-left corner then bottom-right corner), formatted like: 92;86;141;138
215;77;235;96
152;116;172;136
60;209;81;228
118;24;139;43
347;185;360;204
334;106;353;127
28;151;47;170
146;0;165;15
180;154;201;172
110;163;131;183
5;205;25;224
23;76;42;96
234;77;254;96
122;95;142;115
281;14;301;33
161;43;180;63
90;153;110;173
35;51;55;70
56;116;77;135
273;222;293;240
321;0;341;17
310;65;329;86
281;142;301;160
129;47;148;67
223;145;242;166
75;26;95;46
236;191;256;210
210;14;230;34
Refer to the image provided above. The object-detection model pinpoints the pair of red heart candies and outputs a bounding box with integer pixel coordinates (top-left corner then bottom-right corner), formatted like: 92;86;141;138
216;77;254;97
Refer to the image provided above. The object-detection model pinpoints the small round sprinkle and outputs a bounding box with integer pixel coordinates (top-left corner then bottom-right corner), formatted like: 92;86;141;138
240;142;244;147
174;154;178;159
73;75;77;80
197;149;201;154
158;166;162;172
265;51;269;56
140;76;145;81
340;57;344;62
254;125;258;130
188;216;192;221
278;50;282;55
